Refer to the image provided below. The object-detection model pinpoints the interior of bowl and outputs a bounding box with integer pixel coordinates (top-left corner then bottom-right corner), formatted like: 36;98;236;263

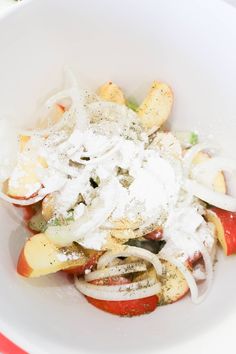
0;0;236;353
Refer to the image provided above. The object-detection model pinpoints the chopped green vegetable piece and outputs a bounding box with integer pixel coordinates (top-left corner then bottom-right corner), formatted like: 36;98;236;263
125;239;166;254
28;211;47;233
89;176;100;188
49;210;74;226
126;99;139;112
190;132;198;145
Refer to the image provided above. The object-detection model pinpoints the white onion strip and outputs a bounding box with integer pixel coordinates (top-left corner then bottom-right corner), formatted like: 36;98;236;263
97;246;163;276
0;185;45;206
185;179;236;211
192;157;236;176
72;142;120;166
45;180;118;245
84;278;156;293
191;157;236;188
84;262;147;282
19;106;76;137
75;278;161;301
183;143;218;176
181;229;214;303
46;89;74;108
159;252;199;304
191;237;213;302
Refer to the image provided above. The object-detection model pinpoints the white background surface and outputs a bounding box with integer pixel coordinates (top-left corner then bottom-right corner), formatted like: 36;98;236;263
0;0;236;11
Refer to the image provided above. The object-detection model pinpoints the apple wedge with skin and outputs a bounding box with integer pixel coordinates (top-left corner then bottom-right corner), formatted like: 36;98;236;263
17;233;89;277
206;207;236;256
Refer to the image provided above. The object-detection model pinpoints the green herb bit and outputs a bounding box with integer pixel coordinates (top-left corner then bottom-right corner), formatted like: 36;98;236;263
126;99;139;112
190;132;198;145
49;210;74;226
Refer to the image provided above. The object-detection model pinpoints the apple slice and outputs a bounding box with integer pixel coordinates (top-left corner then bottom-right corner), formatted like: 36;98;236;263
17;233;88;277
7;153;48;199
206;207;236;256
134;261;188;305
97;82;125;105
63;250;102;275
192;152;226;194
19;135;31;152
137;81;173;131
42;193;56;221
160;260;189;304
7;161;42;199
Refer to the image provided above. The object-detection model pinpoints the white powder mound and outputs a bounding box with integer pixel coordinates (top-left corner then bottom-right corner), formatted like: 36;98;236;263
6;82;215;256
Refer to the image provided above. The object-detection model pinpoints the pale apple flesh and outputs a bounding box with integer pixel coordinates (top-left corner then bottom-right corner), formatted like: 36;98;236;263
135;261;189;305
137;81;173;130
192;152;226;194
8;105;64;200
160;260;189;304
97;82;125;105
206;208;236;256
17;233;89;277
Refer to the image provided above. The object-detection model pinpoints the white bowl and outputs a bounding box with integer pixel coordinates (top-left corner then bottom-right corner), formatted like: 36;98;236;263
0;1;236;353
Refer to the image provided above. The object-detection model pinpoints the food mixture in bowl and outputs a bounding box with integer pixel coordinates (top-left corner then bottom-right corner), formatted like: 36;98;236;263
1;69;236;316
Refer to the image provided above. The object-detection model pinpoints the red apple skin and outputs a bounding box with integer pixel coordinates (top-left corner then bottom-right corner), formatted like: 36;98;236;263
63;252;102;275
186;251;202;269
144;227;163;241
17;248;34;277
17;233;90;278
207;207;236;256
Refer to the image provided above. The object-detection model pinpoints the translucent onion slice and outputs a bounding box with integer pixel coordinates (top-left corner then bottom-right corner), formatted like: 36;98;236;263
97;246;163;276
45;180;118;245
185;179;236;211
84;278;157;293
191;157;236;187
0;184;45;206
192;157;236;176
191;235;213;301
72;142;120;166
183;143;218;176
75;278;161;301
19;106;76;137
46;88;74;108
46;158;80;178
84;262;147;282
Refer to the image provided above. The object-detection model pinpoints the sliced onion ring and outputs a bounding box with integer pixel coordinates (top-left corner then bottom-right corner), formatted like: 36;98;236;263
84;262;147;282
75;278;161;301
183;143;218;176
19;106;76;137
97;246;163;276
192;157;236;176
185;179;236;211
191;157;236;188
0;184;45;206
45;180;118;246
87;278;156;293
191;235;213;301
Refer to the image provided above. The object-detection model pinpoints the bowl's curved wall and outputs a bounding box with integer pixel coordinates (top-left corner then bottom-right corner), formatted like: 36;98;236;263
0;1;236;353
